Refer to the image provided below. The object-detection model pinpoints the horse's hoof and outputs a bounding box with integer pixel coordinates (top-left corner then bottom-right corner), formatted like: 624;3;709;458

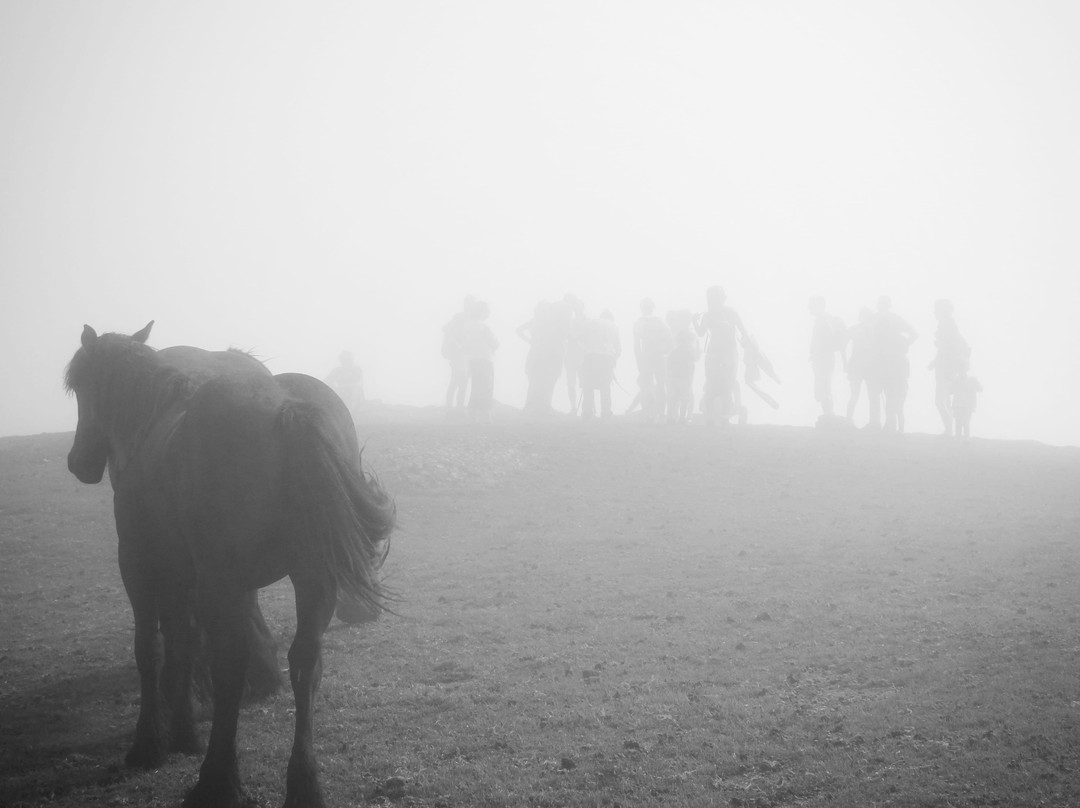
182;779;254;808
125;742;167;770
283;788;327;808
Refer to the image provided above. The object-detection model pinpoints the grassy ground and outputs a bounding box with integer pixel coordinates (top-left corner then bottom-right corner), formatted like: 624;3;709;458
1;418;1078;806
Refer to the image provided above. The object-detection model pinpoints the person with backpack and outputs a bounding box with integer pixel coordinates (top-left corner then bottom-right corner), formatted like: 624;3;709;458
442;295;475;410
694;286;748;426
460;300;499;421
580;309;621;420
632;297;674;423
927;299;971;437
871;295;918;433
844;306;876;425
951;357;983;441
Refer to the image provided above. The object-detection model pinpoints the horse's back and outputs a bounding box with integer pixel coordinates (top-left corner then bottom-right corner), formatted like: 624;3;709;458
183;370;289;476
157;346;270;385
179;371;356;501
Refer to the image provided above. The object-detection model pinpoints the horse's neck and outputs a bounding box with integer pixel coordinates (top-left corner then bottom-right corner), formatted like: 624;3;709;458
103;352;180;475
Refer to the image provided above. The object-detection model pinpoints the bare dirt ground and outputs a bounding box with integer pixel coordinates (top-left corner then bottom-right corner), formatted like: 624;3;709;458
2;412;1079;807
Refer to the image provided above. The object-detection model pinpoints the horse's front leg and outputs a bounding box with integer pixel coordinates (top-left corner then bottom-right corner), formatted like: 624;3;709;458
183;586;251;808
119;546;168;769
283;577;337;808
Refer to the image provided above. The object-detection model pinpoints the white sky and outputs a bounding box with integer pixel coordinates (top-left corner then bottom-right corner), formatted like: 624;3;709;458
2;1;1078;445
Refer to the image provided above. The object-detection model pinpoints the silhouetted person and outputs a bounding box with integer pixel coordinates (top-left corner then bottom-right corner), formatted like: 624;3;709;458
580;309;621;419
324;350;365;417
845;307;876;425
665;309;700;424
928;299;971;437
694;286;748;426
870;296;918;433
951;357;983;441
517;300;568;415
563;294;586;415
808;296;845;419
460;300;498;421
632;298;674;423
442;296;474;409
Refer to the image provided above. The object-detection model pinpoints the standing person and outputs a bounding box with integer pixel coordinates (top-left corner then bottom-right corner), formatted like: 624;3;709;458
580;309;621;419
694;286;748;426
951;358;983;441
460;300;499;421
442;296;474;410
872;296;918;433
808;296;845;419
845;307;876;425
517;300;568;415
928;299;970;437
665;309;701;424
324;351;365;418
562;294;586;415
632;298;674;422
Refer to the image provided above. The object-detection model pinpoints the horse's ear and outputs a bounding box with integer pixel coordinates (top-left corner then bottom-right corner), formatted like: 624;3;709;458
81;325;98;348
132;321;154;344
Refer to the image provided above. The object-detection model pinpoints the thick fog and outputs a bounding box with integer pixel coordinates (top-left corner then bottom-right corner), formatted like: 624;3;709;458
2;2;1078;446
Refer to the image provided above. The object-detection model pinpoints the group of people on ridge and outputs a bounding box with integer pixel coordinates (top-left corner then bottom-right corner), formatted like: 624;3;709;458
337;287;983;438
808;295;981;439
438;286;789;427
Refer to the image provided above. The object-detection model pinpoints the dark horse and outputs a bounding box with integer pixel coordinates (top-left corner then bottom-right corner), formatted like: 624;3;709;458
65;322;394;808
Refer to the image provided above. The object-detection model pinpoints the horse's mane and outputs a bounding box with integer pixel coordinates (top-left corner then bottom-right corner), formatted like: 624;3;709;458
65;333;195;443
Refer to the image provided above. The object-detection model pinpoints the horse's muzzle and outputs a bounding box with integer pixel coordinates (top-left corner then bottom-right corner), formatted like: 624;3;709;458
68;452;106;484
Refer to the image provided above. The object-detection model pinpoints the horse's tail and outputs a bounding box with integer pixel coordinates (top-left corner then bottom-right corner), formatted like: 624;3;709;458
279;402;395;616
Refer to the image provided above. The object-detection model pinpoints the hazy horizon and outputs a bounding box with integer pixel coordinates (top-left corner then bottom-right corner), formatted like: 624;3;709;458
2;2;1078;447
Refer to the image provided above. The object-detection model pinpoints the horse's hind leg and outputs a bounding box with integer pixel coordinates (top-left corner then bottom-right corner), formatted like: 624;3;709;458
160;584;202;755
244;590;284;700
183;587;251;808
283;577;337;808
118;548;168;769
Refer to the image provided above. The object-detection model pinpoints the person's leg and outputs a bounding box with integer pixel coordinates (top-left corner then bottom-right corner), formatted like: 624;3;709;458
703;377;717;426
581;386;595;418
723;367;739;424
600;356;615;418
445;363;457;408
565;354;581;415
935;374;954;436
580;355;596;418
846;376;862;421
819;365;834;416
883;383;897;431
645;370;658;419
467;360;488;414
867;379;882;429
654;365;667;422
451;359;469;408
540;359;561;412
956;409;970;440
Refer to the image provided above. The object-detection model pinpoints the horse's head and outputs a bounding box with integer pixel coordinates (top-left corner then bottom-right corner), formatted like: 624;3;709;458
64;321;154;484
